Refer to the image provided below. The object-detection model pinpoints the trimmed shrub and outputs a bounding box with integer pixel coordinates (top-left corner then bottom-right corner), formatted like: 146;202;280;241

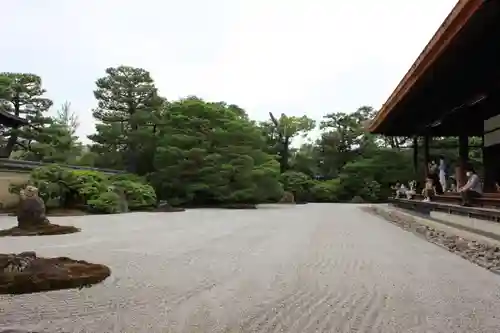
10;166;158;214
87;191;121;214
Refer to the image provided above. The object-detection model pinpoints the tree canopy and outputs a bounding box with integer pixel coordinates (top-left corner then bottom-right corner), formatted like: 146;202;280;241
0;66;478;206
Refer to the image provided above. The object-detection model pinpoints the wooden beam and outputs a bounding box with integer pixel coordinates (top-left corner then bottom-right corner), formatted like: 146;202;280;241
369;0;484;133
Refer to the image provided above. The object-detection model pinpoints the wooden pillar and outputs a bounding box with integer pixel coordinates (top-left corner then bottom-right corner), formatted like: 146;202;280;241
412;136;418;175
456;135;469;188
423;135;430;177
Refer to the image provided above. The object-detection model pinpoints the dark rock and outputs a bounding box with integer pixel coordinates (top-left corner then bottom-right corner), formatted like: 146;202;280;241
0;253;111;295
350;196;365;203
155;201;185;212
17;195;48;230
113;187;129;213
279;192;295;204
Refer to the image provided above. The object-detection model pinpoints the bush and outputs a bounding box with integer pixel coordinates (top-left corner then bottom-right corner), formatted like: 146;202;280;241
111;180;157;210
280;171;314;203
310;179;341;202
87;191;121;214
10;166;158;214
109;173;147;184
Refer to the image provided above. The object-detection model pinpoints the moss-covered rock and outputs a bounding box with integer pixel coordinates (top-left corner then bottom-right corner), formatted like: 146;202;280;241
279;191;295;204
0;252;111;294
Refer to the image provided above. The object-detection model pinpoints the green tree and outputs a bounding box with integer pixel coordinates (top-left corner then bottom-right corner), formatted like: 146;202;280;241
55;101;79;135
19;121;82;163
318;106;376;178
151;97;283;205
289;143;322;178
261;113;315;173
0;73;53;157
89;66;164;173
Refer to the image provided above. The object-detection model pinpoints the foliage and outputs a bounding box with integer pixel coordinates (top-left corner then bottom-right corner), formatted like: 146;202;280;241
4;65;465;206
260;113;316;173
87;191;121;214
280;171;314;203
89;66;164;173
111;179;156;209
10;165;156;213
310;179;341;202
55;101;79;135
18;122;83;163
0;73;53;157
151;97;283;206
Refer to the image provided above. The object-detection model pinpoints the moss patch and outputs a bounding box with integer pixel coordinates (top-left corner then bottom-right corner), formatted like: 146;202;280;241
0;223;80;237
0;254;111;295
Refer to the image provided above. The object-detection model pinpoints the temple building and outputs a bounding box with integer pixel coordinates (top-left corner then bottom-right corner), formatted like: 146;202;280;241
369;0;500;192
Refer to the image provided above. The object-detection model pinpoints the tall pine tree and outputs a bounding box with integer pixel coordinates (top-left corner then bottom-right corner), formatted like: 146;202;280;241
89;66;164;173
0;73;52;157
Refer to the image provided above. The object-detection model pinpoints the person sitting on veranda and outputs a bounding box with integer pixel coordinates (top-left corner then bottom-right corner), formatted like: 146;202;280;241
421;177;435;202
406;180;417;199
458;167;482;206
392;182;403;198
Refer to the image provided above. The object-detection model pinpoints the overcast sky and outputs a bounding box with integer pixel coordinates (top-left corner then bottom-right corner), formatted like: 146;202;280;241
2;0;458;142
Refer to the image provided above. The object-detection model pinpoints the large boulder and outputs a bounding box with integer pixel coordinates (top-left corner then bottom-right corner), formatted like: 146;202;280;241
0;185;80;237
114;187;129;213
17;186;49;229
279;191;295;204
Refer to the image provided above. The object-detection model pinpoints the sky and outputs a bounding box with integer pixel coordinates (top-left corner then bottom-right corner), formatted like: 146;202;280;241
1;0;458;143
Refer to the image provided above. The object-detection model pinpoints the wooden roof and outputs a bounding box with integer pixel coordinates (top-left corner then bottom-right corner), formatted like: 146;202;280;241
369;0;484;133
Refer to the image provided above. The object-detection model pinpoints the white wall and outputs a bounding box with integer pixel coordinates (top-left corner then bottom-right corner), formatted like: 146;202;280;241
484;115;500;147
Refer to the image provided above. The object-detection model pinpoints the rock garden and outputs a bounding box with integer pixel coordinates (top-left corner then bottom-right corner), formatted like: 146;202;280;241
0;179;111;294
363;205;500;274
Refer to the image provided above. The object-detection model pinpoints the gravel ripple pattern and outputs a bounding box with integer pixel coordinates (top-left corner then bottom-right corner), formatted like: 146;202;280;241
0;204;500;332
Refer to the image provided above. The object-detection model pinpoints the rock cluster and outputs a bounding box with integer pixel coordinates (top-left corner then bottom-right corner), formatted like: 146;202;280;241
0;252;111;294
363;206;500;274
0;185;80;237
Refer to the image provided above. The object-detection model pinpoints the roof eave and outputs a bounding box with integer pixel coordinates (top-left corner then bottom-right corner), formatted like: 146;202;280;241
369;0;484;134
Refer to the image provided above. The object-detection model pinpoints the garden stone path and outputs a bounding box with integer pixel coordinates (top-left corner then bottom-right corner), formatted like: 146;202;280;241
1;204;500;332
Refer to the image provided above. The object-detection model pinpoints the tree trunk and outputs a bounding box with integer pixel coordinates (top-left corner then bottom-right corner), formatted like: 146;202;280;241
280;137;290;173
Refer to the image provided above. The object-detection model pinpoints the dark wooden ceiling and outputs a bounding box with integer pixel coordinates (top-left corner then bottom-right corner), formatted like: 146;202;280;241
372;0;500;137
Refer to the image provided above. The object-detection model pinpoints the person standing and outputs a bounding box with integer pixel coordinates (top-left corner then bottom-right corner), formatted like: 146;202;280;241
438;155;447;192
428;160;443;194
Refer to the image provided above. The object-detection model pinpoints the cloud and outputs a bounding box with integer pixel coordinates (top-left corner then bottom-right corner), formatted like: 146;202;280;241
0;0;458;142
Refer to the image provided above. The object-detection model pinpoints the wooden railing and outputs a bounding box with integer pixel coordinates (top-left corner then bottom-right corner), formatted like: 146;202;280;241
0;158;124;175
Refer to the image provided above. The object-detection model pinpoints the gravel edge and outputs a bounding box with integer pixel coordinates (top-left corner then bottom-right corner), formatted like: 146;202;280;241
362;206;500;275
